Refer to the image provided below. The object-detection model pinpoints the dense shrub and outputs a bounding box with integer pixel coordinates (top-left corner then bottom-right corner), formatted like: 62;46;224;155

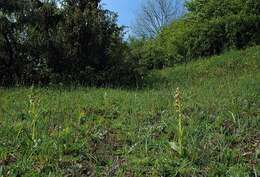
128;38;168;70
183;0;260;59
155;20;188;64
1;0;259;86
0;0;146;87
129;0;260;69
184;15;260;59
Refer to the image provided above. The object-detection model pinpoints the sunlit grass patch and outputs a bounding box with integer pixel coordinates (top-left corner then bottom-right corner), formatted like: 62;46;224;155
0;46;259;176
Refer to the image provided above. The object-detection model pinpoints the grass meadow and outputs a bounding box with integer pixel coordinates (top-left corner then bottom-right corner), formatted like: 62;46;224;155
0;46;259;176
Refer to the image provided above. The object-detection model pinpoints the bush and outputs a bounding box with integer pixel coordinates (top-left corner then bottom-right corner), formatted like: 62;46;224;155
156;20;188;64
128;38;168;70
184;15;260;59
129;0;260;69
128;0;260;69
0;0;147;87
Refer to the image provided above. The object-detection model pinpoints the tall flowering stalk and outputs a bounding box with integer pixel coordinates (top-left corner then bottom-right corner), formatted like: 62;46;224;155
169;87;184;155
28;86;38;141
175;87;184;155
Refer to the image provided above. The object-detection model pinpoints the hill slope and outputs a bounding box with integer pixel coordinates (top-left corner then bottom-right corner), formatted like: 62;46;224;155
0;46;259;176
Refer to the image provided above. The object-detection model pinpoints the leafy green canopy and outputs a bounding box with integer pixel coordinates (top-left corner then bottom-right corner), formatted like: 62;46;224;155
0;0;143;86
129;0;260;69
186;0;259;19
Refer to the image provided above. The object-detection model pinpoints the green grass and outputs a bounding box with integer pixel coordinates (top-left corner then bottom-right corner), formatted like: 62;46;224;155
0;46;259;176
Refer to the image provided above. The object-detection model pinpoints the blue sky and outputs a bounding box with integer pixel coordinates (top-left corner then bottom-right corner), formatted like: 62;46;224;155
101;0;144;34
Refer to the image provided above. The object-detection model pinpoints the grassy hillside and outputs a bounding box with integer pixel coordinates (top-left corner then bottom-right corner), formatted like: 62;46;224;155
0;46;259;176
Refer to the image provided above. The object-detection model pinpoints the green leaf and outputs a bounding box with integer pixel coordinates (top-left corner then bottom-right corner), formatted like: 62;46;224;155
169;141;180;154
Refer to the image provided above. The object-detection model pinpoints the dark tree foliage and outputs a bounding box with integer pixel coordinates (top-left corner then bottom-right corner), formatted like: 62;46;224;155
0;0;144;86
1;0;259;86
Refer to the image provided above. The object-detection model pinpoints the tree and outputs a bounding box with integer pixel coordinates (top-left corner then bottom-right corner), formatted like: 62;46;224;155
0;0;27;84
0;0;143;86
59;0;126;82
133;0;185;38
185;0;260;20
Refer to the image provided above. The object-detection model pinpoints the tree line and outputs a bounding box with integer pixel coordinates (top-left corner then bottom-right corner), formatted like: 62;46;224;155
0;0;259;87
130;0;260;69
0;0;144;86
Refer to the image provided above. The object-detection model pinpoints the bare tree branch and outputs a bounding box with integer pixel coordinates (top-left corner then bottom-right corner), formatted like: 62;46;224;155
133;0;185;38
